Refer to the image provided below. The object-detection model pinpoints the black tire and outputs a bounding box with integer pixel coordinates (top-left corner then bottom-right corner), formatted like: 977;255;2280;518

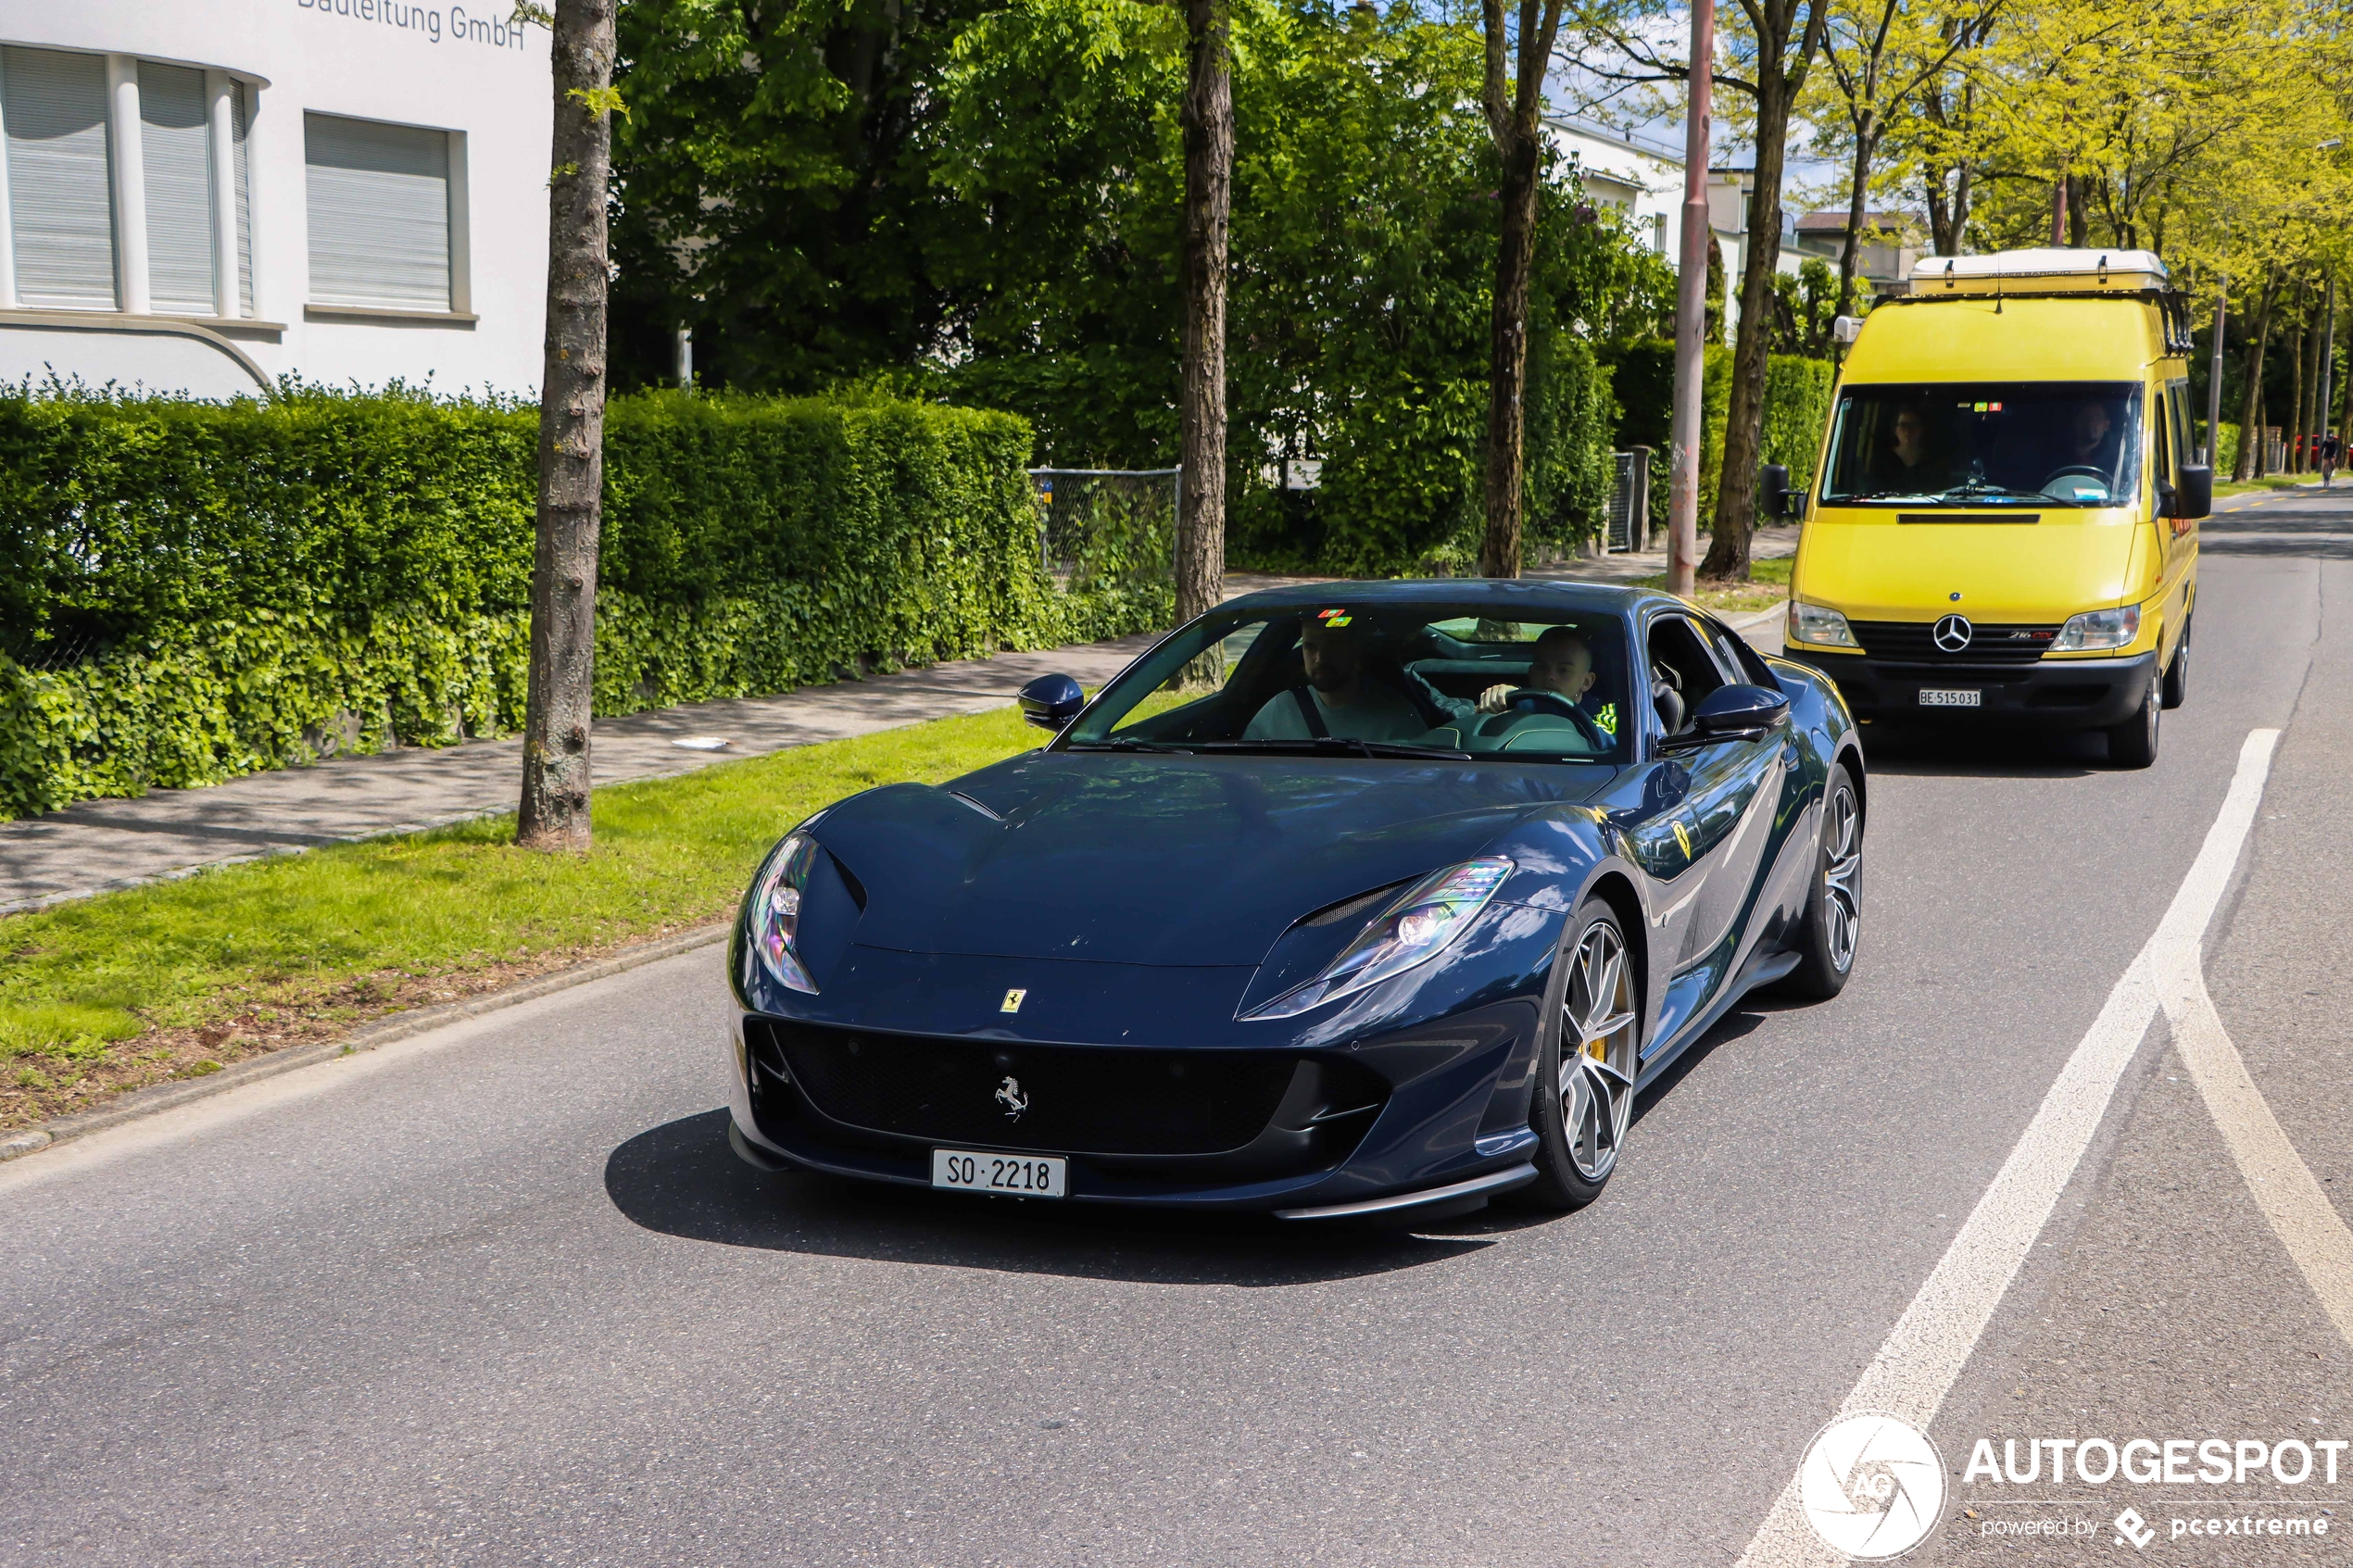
2106;671;2160;769
2160;619;2190;709
1776;761;1862;1001
1516;896;1641;1211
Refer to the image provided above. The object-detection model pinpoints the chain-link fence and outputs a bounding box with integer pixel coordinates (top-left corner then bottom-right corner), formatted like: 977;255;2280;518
1029;467;1179;599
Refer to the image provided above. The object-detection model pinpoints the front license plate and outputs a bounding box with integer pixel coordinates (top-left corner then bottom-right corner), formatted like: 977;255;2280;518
932;1148;1067;1198
1918;688;1982;708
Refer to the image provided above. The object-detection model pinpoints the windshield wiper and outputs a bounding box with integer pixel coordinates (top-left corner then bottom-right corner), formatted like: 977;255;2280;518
1189;738;1473;760
1064;736;1191;753
1934;481;2039;503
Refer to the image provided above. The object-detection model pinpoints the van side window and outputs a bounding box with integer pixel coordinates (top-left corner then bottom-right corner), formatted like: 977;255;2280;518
2153;392;2171;489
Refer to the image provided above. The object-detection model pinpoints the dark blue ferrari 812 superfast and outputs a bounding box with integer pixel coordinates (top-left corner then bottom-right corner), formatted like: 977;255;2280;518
724;580;1863;1220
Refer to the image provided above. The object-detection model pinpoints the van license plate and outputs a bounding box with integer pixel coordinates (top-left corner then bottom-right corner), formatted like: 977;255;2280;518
932;1148;1066;1198
1919;688;1982;708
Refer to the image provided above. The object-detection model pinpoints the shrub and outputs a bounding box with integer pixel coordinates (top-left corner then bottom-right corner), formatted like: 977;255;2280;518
0;385;1158;821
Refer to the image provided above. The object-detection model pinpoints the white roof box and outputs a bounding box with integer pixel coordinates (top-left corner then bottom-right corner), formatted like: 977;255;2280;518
1906;247;2169;295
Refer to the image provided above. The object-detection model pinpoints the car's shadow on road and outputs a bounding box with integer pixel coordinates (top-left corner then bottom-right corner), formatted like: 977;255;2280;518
604;1110;1510;1286
1858;721;2104;778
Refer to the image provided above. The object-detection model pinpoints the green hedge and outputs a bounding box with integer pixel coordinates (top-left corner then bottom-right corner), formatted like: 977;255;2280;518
0;386;1163;821
1603;342;1829;532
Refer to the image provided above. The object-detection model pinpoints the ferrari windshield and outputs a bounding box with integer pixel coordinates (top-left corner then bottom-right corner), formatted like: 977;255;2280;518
1062;602;1636;764
1820;382;2143;508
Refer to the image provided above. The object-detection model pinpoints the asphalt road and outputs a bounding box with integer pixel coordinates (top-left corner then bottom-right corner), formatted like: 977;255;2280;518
3;495;2349;1566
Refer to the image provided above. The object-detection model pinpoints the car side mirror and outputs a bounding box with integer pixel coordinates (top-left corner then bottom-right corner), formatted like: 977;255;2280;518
1689;684;1792;739
1759;463;1793;520
1018;672;1086;732
2169;463;2212;521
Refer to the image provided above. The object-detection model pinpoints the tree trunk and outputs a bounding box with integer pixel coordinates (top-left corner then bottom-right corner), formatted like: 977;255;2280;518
518;0;618;853
1834;124;1875;318
1703;0;1824;583
1477;0;1568;580
1479;130;1541;577
2234;271;2277;481
2284;281;2309;474
1174;0;1231;663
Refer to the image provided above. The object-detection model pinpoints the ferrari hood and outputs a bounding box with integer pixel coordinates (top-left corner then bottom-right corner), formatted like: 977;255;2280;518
806;752;1607;967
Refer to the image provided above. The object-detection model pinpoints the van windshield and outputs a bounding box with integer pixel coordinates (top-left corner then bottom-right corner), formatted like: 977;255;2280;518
1820;383;2143;508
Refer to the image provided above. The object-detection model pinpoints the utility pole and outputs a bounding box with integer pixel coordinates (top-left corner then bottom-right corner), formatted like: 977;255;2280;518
1667;0;1714;601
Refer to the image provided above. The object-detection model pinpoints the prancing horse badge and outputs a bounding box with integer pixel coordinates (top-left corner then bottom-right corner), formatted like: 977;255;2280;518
1000;988;1027;1013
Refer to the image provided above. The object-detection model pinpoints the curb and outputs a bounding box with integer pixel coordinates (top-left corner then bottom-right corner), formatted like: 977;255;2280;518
0;922;729;1164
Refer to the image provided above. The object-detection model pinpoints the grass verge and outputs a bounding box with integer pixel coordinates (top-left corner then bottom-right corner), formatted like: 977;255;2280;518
1633;552;1793;615
2212;475;2318;499
0;703;1041;1133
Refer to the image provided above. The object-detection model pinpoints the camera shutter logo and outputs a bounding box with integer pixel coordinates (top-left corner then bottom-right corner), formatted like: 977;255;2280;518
1796;1411;1945;1560
1931;614;1974;653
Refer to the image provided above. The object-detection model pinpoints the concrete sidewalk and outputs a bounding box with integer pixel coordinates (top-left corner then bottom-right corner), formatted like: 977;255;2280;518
0;531;1796;916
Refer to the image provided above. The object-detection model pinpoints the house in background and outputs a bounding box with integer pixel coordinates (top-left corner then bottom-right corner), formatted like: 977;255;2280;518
0;0;550;400
1793;210;1924;295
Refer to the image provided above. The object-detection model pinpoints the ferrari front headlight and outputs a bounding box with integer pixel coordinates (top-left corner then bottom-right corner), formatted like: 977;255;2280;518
747;832;821;993
1244;857;1514;1021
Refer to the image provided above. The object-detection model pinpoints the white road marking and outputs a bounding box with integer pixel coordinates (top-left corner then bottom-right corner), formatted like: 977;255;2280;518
1733;729;2282;1567
2156;945;2353;1351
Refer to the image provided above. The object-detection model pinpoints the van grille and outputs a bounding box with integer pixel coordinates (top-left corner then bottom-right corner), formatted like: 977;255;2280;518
1851;621;2059;662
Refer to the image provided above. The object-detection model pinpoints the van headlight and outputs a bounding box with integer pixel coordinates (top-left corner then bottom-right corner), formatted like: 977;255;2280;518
2049;604;2140;652
1242;858;1513;1021
746;832;821;993
1788;601;1858;648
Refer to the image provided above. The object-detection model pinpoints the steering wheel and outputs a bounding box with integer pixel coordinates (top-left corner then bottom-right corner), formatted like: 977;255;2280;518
1494;688;1611;749
2039;464;2110;495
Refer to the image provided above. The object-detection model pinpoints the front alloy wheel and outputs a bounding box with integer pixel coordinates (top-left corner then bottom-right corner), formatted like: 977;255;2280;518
1518;899;1640;1210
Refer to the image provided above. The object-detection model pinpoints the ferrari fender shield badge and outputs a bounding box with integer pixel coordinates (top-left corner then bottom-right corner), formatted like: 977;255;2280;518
1000;988;1026;1013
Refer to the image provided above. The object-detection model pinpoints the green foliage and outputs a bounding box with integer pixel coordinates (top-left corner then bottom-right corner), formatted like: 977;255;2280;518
1759;355;1835;493
0;386;1153;821
1769;257;1839;358
612;0;1672;577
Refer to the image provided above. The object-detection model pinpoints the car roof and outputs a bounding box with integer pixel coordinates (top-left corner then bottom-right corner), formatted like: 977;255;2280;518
1216;577;1688;621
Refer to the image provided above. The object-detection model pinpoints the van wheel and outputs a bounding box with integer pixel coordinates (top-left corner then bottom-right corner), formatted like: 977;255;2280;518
2107;673;2160;769
2160;620;2190;709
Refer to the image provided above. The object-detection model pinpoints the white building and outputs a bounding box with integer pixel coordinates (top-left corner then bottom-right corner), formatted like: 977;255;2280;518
0;1;550;400
1547;116;1682;263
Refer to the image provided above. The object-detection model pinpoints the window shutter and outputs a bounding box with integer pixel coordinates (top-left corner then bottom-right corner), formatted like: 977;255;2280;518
3;47;117;311
139;61;213;315
233;82;253;315
304;113;449;311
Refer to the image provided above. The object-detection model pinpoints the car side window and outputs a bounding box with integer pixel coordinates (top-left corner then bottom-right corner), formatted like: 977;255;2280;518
1645;615;1729;739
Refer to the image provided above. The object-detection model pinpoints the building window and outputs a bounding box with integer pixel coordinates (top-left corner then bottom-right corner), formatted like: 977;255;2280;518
304;113;453;312
3;46;117;310
0;46;257;319
139;62;212;314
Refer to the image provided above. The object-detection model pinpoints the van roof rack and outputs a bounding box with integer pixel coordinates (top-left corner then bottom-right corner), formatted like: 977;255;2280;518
1906;247;2169;295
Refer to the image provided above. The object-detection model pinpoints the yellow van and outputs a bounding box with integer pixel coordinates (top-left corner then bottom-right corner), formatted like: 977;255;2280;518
1774;247;2208;768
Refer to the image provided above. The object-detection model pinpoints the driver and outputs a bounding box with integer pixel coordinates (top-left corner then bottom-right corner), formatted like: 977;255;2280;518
1477;626;1596;715
1244;611;1428;741
1867;401;1946;491
2064;401;2118;471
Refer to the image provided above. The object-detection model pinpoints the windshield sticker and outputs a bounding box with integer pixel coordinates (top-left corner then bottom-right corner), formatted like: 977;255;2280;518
1593;701;1618;735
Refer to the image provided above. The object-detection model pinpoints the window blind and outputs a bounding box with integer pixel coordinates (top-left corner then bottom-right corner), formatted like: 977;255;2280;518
232;82;253;315
3;47;117;310
304;113;449;311
139;61;212;315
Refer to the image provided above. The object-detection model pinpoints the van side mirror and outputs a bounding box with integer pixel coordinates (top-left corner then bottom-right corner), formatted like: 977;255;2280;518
1018;672;1086;731
1759;463;1793;520
2169;464;2212;521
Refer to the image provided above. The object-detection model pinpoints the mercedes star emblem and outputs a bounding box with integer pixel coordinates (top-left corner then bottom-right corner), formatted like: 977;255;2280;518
1931;613;1974;653
995;1075;1029;1121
